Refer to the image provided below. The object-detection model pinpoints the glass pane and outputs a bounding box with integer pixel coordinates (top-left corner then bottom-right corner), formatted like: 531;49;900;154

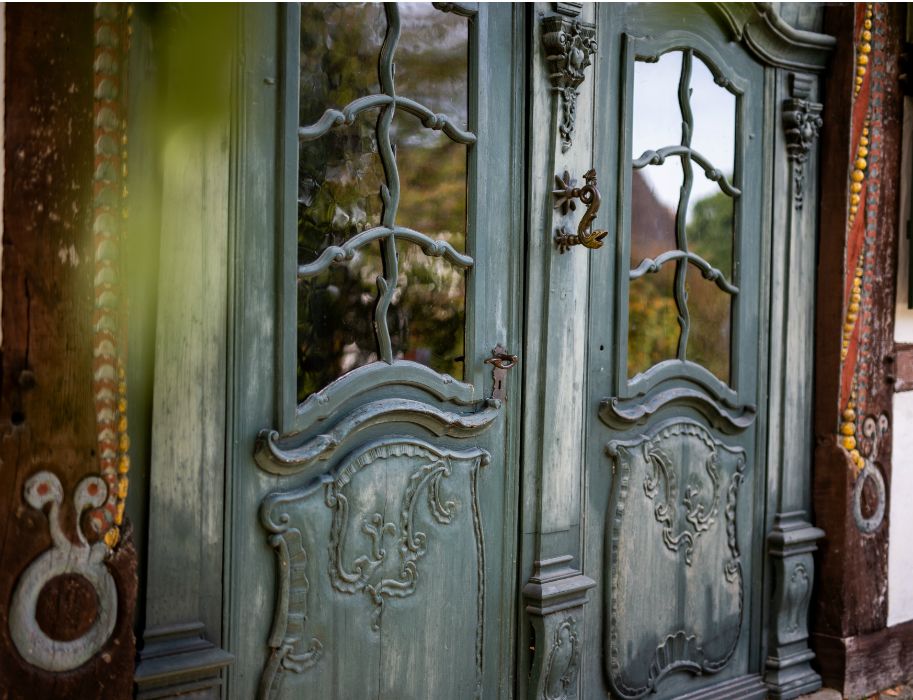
298;126;385;265
630;162;681;267
687;189;733;279
298;3;385;126
685;266;731;382
627;264;679;378
688;55;735;203
297;246;382;402
631;52;682;159
396;3;469;129
296;4;470;400
390;242;466;377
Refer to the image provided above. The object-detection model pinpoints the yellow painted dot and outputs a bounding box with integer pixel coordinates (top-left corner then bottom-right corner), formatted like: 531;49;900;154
850;302;860;313
857;66;866;77
118;455;131;474
852;169;865;182
850;194;860;206
115;502;125;525
863;30;872;41
851;182;863;194
843;408;857;422
119;433;131;452
858;54;869;66
841;422;855;436
117;415;128;433
856;158;867;170
843;436;857;450
104;528;119;548
858;146;868;157
863;126;870;135
117;477;129;499
848;313;858;322
865;19;872;29
856;267;864;277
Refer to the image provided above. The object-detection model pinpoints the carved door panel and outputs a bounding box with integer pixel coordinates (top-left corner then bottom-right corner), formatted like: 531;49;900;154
227;4;524;699
575;4;779;699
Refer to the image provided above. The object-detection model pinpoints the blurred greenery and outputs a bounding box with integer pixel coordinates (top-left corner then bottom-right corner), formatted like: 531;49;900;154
627;181;733;382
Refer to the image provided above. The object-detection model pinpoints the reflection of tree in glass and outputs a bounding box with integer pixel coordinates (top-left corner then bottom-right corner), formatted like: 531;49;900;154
684;190;733;382
628;170;734;383
296;4;469;401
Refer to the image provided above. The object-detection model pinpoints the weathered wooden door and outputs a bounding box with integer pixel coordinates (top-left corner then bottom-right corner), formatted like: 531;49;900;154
227;4;525;699
518;4;829;700
221;3;830;699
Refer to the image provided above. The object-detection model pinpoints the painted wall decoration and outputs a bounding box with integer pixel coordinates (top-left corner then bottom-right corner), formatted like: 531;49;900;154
835;2;891;535
0;4;137;694
812;2;905;689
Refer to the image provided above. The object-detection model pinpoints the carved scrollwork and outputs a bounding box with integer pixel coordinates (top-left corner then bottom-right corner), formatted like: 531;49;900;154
258;438;489;699
543;617;580;700
9;471;118;672
852;412;888;534
783;73;823;210
605;421;746;699
541;15;597;153
642;441;721;565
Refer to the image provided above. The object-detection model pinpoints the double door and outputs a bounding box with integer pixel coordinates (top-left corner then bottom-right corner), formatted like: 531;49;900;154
226;4;828;698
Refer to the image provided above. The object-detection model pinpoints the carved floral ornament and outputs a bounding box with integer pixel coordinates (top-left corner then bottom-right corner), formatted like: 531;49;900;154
541;15;597;153
782;73;823;210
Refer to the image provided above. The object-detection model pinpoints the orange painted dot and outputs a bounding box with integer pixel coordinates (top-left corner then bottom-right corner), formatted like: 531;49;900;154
37;483;49;496
87;482;99;496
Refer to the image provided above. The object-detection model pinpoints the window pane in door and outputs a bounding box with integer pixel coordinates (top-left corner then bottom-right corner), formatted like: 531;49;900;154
296;3;471;401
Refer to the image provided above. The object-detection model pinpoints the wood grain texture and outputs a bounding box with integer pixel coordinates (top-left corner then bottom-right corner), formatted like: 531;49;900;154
812;2;905;649
0;5;136;696
813;619;913;697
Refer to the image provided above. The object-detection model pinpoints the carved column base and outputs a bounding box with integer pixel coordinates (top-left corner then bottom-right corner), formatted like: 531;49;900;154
764;511;825;700
134;622;234;699
522;555;596;700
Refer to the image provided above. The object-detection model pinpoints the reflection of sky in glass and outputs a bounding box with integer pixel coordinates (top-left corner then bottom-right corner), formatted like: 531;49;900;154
631;52;735;213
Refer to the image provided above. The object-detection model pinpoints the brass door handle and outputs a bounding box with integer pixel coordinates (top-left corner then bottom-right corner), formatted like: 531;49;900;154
552;169;609;254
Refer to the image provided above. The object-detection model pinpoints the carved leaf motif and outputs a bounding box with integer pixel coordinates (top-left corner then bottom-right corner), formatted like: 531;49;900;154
642;443;720;565
606;421;747;699
544;618;580;700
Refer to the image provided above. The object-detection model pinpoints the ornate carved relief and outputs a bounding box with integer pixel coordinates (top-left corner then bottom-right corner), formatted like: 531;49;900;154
543;617;580;700
643;438;721;565
783;73;823;210
9;472;118;672
258;438;489;699
764;512;824;697
541;15;597;153
523;556;595;700
256;397;501;476
605;421;746;699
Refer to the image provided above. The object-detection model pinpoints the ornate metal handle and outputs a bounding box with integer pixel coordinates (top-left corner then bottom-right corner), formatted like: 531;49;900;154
552;169;609;254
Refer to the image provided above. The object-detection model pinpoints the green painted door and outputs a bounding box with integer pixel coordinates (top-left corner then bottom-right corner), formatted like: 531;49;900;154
582;5;767;698
223;3;829;699
227;4;525;699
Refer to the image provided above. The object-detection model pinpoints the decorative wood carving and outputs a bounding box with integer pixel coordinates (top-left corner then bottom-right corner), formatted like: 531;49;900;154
523;556;595;700
783;73;823;210
601;385;756;435
541;15;597;153
256;397;501;476
259;438;489;699
764;512;825;699
605;421;746;699
543;617;580;700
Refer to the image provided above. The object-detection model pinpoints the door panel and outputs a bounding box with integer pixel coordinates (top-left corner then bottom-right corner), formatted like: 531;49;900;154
579;4;769;699
228;4;524;698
